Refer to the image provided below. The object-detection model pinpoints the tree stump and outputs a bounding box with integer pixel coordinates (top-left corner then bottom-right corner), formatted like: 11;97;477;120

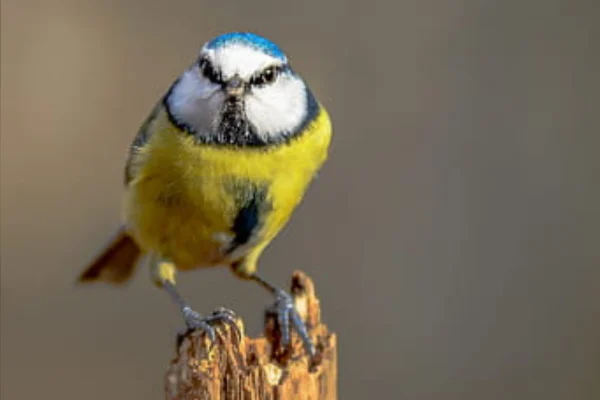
165;271;337;400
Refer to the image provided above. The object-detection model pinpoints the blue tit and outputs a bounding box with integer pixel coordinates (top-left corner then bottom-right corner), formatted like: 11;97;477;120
79;32;332;358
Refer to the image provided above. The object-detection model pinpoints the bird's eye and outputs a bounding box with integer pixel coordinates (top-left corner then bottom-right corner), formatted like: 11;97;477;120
250;66;279;86
198;58;221;84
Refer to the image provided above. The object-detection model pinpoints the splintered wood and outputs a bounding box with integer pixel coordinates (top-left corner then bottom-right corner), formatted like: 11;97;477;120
165;271;337;400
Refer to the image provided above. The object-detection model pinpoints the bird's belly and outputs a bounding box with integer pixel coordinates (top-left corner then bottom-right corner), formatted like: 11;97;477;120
123;178;239;270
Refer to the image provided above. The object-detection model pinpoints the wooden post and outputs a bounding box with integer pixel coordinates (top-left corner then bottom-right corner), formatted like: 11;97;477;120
165;271;337;400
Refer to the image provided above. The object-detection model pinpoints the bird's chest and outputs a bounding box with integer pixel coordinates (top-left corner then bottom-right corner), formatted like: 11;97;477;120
124;144;294;267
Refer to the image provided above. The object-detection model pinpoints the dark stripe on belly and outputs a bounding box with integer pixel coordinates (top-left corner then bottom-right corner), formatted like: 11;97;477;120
227;183;271;253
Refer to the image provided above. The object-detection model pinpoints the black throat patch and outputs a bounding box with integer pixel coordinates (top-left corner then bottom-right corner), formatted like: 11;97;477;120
214;97;260;146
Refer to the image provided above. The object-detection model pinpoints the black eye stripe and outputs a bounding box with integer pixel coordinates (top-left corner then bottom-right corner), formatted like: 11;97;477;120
250;65;282;86
198;58;222;84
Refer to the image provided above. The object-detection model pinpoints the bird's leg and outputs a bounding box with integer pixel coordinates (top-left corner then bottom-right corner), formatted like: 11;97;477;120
151;257;239;346
250;274;316;359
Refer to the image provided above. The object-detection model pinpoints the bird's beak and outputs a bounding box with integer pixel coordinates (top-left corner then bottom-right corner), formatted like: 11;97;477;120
225;76;244;97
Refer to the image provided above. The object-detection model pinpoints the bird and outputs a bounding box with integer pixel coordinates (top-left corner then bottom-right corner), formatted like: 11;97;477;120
78;32;332;358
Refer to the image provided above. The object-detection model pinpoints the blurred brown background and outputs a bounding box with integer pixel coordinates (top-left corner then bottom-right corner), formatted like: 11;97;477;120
1;0;599;399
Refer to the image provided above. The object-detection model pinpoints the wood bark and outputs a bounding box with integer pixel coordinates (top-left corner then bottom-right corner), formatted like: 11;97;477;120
165;271;337;400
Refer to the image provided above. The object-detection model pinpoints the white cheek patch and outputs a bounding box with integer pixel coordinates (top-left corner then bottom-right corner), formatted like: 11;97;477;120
245;75;308;138
206;45;281;81
168;67;225;134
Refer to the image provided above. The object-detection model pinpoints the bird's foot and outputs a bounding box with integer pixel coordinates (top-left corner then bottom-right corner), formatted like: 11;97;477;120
267;288;316;359
176;306;241;349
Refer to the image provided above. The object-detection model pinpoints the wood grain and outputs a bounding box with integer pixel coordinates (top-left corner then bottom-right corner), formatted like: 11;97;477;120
165;271;337;400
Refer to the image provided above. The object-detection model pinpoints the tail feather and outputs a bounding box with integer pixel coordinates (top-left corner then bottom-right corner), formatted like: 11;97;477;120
78;226;143;285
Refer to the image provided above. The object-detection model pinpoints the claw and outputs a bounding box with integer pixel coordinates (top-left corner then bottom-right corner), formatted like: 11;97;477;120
269;289;316;359
277;307;291;346
206;307;242;342
178;306;241;349
183;306;216;342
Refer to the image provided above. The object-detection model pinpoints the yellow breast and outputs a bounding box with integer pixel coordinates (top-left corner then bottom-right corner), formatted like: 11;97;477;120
123;106;332;270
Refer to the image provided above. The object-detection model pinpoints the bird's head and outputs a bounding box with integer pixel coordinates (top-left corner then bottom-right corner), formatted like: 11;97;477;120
165;32;317;146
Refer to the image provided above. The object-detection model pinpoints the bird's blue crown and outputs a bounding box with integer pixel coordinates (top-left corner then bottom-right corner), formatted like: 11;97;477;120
205;32;286;61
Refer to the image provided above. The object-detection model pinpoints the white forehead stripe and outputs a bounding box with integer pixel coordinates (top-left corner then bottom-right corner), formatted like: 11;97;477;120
204;44;282;81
